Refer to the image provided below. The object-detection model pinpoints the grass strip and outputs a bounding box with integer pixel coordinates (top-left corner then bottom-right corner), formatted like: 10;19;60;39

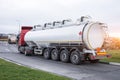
0;58;70;80
101;50;120;63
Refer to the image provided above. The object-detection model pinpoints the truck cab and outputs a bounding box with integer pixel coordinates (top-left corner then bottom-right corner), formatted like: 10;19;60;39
8;34;17;44
18;26;33;54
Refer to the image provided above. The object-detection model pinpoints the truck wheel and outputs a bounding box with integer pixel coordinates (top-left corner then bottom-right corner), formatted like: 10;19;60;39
70;50;82;65
8;39;11;44
24;50;30;56
18;46;23;54
51;48;59;61
60;49;69;63
43;48;50;59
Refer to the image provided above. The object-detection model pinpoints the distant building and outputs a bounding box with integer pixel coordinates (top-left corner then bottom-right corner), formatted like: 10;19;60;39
0;33;8;39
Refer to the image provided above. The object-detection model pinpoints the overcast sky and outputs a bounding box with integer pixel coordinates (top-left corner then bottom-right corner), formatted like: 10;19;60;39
0;0;120;36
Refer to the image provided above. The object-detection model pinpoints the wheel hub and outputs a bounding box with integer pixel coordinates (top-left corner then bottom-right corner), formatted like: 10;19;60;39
62;53;66;60
72;55;78;62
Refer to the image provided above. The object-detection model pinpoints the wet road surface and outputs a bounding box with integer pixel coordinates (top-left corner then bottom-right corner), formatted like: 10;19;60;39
0;41;120;80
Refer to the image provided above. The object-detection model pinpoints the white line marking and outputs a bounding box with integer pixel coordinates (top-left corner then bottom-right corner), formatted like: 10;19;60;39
110;62;120;66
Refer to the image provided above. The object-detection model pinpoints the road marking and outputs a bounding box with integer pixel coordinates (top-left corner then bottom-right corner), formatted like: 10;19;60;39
110;62;120;66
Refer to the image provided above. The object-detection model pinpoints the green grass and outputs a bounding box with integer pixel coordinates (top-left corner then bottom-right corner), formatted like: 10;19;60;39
101;50;120;63
0;59;70;80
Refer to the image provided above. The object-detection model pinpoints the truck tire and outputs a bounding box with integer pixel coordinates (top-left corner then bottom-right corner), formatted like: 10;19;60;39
24;50;30;56
8;39;11;44
18;46;24;54
51;48;59;61
24;47;33;56
43;48;51;59
60;49;69;63
70;50;82;65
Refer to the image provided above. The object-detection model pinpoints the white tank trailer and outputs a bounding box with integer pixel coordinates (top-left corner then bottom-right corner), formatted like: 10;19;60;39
18;16;110;65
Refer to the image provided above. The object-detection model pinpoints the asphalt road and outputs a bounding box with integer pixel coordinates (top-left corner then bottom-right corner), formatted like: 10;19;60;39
0;41;120;80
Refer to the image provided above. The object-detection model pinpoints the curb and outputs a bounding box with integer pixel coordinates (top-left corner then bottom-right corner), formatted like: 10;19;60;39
99;61;120;66
109;62;120;66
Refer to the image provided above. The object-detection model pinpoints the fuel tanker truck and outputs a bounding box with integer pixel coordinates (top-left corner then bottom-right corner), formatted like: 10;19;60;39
18;16;110;65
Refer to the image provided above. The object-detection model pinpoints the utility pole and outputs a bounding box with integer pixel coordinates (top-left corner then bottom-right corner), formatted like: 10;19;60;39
16;20;21;34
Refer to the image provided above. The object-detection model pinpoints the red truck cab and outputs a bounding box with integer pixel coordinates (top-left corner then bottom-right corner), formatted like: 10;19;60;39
18;26;32;46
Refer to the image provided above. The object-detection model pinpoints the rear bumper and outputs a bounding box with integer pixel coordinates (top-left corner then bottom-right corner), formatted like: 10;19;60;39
83;49;111;60
90;54;111;60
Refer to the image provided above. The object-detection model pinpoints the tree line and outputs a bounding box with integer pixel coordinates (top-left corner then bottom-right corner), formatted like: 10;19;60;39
103;37;120;50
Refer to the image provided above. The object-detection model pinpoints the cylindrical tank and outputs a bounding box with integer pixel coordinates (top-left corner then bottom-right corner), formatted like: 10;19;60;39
25;21;107;50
